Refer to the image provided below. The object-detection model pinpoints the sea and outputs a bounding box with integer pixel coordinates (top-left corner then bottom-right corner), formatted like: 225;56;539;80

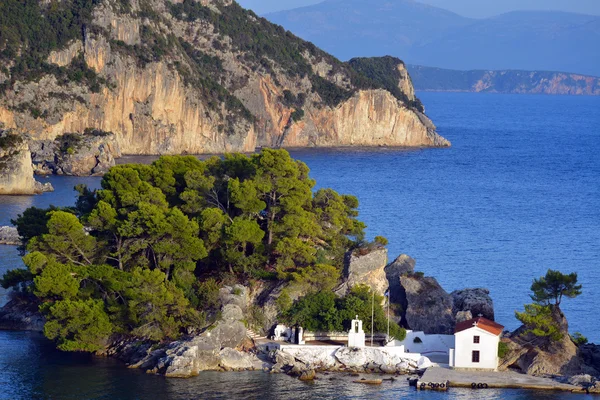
0;92;598;399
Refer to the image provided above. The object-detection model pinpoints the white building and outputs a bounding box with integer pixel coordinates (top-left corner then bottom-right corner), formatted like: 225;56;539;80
449;317;504;371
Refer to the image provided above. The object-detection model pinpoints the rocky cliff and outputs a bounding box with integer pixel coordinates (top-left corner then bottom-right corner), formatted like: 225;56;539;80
499;306;599;377
384;254;495;334
0;133;53;195
0;0;449;161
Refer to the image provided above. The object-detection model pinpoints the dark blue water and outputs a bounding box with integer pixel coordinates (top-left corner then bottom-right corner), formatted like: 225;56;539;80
0;92;598;399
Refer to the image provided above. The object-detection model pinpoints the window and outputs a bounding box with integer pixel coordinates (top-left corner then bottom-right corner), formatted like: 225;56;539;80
473;336;480;344
472;350;480;363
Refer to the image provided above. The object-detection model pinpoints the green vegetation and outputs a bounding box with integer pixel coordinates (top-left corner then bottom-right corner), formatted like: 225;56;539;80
0;133;23;150
0;0;108;93
168;0;408;108
515;269;582;342
498;341;509;358
283;285;406;340
347;57;425;112
530;269;582;306
2;149;372;351
515;303;563;341
570;332;588;346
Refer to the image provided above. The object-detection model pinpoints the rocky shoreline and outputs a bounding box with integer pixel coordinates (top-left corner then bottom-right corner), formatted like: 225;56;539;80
0;226;20;246
1;248;599;392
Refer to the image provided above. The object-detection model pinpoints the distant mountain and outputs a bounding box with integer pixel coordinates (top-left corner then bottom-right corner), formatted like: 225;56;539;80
407;65;600;95
265;0;473;61
266;0;600;76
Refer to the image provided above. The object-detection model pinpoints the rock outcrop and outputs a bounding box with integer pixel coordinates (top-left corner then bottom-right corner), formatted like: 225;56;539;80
384;254;415;306
0;226;21;246
0;296;45;331
0;134;48;195
499;307;599;377
399;272;455;335
451;288;495;321
270;347;425;375
385;254;496;335
0;0;449;157
580;344;600;374
30;130;121;176
336;247;389;296
109;285;267;377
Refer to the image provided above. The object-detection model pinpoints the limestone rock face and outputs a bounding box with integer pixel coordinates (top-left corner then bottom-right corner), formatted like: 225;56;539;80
451;288;495;321
0;1;449;157
397;63;416;103
0;226;20;245
399;273;455;334
337;247;389;296
0;136;38;195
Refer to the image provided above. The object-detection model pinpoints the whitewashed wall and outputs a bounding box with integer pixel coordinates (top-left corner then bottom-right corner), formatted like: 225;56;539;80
389;331;455;356
453;327;499;370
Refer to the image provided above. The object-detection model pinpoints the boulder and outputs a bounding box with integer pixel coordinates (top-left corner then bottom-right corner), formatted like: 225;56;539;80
399;273;455;334
334;347;368;368
384;254;415;305
299;369;316;381
451;288;495;321
218;348;263;371
336;247;389;296
569;374;595;386
455;310;473;323
0;226;20;245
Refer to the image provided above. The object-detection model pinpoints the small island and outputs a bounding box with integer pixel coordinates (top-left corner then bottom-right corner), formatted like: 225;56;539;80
1;149;599;394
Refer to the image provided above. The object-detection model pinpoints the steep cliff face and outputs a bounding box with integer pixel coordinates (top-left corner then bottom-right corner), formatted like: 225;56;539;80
0;0;449;157
0;135;39;195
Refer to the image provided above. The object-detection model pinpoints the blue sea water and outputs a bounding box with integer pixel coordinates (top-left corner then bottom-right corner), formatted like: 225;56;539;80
0;92;598;399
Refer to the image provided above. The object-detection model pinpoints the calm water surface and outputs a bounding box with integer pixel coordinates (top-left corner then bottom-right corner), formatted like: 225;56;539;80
0;92;598;399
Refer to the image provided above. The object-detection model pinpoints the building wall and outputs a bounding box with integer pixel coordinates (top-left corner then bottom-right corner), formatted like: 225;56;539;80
389;331;455;357
453;327;499;370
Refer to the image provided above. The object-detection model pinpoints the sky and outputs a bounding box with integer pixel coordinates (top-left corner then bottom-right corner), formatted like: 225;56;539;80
237;0;600;17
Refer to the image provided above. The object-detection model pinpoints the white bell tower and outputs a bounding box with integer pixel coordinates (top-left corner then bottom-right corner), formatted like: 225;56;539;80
348;315;366;348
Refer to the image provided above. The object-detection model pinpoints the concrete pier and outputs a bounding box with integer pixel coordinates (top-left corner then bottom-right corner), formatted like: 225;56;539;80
420;367;579;392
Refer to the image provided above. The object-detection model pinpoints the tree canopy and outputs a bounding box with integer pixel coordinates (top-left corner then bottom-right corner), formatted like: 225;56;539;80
530;269;582;306
2;149;371;352
515;269;582;342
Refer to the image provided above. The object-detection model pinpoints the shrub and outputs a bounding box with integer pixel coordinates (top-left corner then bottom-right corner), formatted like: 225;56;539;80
498;341;510;358
571;332;588;346
374;236;388;246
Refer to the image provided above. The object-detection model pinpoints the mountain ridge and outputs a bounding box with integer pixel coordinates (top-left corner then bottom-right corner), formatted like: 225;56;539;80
408;65;600;96
266;1;600;76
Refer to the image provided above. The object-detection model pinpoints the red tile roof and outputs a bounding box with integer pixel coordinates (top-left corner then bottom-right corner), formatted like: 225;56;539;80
455;317;504;336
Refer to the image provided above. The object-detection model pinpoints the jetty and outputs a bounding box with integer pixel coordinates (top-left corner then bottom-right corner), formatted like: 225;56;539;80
419;367;579;392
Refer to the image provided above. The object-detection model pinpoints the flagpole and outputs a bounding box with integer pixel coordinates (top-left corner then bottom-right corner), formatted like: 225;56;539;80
387;290;390;340
371;290;374;347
